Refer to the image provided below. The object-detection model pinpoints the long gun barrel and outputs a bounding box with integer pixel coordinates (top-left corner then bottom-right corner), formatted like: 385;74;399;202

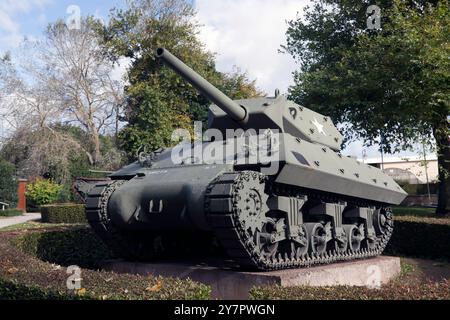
155;48;248;124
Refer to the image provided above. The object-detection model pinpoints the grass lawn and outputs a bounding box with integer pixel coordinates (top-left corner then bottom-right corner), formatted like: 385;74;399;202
392;206;441;217
0;221;83;232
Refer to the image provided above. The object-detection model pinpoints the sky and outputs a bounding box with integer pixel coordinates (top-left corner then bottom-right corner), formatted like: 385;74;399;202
0;0;427;159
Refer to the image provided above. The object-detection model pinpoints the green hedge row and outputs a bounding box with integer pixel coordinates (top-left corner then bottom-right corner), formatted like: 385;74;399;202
0;209;23;217
1;228;211;300
385;216;450;260
41;204;86;224
15;227;113;269
0;279;81;300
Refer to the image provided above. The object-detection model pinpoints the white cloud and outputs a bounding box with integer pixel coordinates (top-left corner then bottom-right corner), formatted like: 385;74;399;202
0;0;53;50
195;0;308;95
0;0;53;14
0;10;19;33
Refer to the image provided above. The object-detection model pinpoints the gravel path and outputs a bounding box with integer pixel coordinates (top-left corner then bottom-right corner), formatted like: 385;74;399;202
0;213;41;229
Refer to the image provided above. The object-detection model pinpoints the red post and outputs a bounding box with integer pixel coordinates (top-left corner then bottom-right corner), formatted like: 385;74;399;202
17;179;27;213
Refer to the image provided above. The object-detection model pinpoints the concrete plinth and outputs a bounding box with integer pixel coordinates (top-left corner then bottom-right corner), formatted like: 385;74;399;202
102;256;401;300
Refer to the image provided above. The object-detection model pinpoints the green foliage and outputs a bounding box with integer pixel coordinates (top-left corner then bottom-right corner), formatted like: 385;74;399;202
286;0;450;213
98;0;262;158
16;227;112;268
0;159;18;207
0;279;78;300
40;204;87;224
26;179;62;206
392;206;437;217
287;0;449;148
0;228;211;300
0;209;23;217
385;215;450;260
400;261;415;277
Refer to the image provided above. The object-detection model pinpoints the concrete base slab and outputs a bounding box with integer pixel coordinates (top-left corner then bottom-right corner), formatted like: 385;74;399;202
102;256;401;300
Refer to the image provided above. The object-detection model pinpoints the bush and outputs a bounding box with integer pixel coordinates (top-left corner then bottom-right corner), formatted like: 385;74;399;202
40;204;86;224
0;159;17;207
0;279;79;300
26;178;62;206
0;209;23;217
0;228;211;300
385;215;450;260
16;227;112;269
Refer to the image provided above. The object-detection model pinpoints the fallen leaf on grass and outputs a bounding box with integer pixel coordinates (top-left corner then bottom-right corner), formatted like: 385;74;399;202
146;280;163;292
7;267;19;274
76;288;86;296
51;264;62;271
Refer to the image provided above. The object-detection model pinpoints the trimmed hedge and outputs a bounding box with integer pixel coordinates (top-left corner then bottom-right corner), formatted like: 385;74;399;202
385;215;450;260
15;227;113;269
0;279;81;300
0;228;211;300
41;204;86;224
0;209;23;217
249;280;450;300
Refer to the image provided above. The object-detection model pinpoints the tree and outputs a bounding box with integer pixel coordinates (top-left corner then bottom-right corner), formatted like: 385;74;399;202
0;158;18;207
0;18;125;168
97;0;262;157
285;0;449;214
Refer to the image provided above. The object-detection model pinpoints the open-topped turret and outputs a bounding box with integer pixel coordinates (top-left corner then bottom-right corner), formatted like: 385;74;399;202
156;48;343;151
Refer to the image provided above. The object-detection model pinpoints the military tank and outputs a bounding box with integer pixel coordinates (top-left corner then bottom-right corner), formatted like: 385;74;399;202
85;48;407;270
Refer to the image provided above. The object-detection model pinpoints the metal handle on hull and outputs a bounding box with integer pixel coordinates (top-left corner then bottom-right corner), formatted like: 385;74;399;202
155;47;248;124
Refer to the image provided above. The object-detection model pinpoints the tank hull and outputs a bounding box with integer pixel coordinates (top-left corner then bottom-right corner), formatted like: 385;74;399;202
106;164;230;231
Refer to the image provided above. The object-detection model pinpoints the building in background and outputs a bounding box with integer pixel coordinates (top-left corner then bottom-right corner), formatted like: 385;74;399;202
361;155;438;185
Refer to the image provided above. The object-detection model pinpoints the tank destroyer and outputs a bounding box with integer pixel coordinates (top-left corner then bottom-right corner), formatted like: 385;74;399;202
84;48;407;270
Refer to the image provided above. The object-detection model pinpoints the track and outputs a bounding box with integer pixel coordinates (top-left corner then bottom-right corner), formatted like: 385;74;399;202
205;171;394;271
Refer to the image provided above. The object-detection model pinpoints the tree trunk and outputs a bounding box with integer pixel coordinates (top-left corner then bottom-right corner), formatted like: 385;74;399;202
434;119;450;215
92;131;101;166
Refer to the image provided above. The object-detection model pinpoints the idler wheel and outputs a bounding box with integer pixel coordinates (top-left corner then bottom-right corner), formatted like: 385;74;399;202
305;223;327;255
373;208;394;236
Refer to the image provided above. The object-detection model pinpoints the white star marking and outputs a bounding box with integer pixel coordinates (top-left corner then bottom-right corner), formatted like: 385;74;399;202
312;118;327;136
